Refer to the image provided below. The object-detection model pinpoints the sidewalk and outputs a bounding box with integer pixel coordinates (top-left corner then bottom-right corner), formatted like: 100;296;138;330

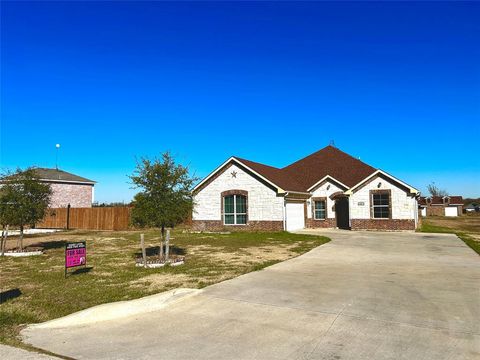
0;344;59;360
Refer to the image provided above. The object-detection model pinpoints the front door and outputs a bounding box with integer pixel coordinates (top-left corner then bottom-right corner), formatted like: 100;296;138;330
335;197;350;229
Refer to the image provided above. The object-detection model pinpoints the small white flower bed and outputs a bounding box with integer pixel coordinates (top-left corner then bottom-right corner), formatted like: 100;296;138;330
4;250;43;257
135;256;185;268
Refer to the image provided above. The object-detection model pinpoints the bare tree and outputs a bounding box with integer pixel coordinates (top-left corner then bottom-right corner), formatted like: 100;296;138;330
427;182;448;197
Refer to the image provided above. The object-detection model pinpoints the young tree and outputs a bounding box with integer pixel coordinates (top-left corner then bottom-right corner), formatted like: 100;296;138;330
129;152;198;238
0;168;52;250
427;182;448;197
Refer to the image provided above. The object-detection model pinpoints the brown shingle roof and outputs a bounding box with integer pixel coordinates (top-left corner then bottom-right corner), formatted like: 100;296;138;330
419;196;463;205
33;168;95;184
234;146;377;192
233;157;306;192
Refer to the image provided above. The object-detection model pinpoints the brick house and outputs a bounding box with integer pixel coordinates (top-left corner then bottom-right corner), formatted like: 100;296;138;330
418;196;463;217
33;168;96;208
192;146;419;231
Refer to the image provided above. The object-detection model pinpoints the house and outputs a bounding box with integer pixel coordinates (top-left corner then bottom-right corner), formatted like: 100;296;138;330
418;196;464;217
32;168;96;208
192;146;419;232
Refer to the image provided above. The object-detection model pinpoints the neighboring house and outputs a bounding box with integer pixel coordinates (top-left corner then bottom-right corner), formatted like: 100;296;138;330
33;168;96;208
418;196;463;217
192;146;419;232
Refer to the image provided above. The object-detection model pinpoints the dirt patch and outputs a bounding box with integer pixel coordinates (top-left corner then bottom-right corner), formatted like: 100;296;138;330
131;273;197;291
205;244;297;265
467;233;480;242
425;215;480;233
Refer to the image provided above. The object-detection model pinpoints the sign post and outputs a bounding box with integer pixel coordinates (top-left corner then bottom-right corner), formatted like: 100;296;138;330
65;241;87;278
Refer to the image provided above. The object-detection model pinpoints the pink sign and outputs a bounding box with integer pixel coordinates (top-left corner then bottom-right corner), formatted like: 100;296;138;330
65;242;86;268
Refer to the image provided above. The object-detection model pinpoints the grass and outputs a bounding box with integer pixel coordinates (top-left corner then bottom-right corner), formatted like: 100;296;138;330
419;214;480;255
0;230;329;348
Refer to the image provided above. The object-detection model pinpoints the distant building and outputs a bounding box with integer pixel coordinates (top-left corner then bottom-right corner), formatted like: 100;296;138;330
418;196;463;217
33;168;96;208
464;203;479;213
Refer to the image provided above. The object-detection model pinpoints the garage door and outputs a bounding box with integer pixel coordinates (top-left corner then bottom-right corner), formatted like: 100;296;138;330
285;202;305;231
444;207;458;217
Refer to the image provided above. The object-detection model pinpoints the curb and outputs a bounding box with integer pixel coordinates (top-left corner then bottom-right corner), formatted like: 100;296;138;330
25;288;201;329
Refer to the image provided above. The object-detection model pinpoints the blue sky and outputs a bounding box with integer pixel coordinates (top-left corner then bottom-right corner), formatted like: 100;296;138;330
1;1;479;202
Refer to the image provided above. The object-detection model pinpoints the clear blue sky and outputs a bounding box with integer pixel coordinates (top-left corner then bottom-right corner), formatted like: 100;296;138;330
1;1;479;202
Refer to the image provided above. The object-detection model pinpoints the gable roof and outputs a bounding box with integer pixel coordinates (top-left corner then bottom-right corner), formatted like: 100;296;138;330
232;157;306;192
281;146;376;190
238;146;377;192
193;157;288;194
345;169;419;195
195;146;386;193
33;168;95;184
419;196;463;206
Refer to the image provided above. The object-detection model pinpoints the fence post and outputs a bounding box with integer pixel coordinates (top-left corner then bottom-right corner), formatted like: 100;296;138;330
165;229;170;262
66;204;71;230
140;234;147;267
159;233;164;261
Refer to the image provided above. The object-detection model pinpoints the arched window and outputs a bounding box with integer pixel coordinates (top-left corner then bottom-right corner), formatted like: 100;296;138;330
222;191;247;225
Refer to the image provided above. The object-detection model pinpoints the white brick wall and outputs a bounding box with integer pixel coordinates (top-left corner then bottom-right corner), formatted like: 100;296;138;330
309;180;344;219
350;175;416;220
193;164;284;221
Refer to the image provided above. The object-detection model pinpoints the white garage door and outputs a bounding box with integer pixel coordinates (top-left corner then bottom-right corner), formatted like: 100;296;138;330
445;207;458;217
285;202;305;231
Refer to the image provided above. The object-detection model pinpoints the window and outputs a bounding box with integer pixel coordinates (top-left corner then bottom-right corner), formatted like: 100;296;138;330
372;192;390;219
314;200;326;220
224;194;247;225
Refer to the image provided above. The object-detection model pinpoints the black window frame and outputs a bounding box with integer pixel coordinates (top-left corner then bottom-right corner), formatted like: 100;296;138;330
314;200;327;220
371;191;391;219
223;194;247;225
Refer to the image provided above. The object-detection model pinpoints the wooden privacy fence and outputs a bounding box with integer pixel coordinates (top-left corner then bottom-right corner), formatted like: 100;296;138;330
37;206;131;231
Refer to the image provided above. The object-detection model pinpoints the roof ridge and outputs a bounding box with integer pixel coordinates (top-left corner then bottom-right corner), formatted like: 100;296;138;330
223;147;381;192
233;156;282;170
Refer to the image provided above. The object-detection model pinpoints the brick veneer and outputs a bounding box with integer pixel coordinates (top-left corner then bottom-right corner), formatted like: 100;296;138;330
304;200;336;229
305;218;336;228
49;182;93;208
351;219;415;231
191;220;283;232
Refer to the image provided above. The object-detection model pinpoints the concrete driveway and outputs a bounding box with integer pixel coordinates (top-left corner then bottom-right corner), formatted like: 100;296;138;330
22;231;480;359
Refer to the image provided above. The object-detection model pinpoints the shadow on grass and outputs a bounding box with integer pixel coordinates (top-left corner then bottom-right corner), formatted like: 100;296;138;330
30;240;67;250
134;245;186;258
67;266;94;276
0;288;22;304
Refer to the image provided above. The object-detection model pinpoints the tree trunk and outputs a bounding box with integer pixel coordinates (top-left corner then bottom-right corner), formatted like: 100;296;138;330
4;225;9;255
19;225;24;251
1;226;5;256
159;225;165;261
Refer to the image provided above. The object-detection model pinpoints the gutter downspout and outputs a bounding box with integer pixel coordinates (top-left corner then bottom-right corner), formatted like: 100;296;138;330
414;196;419;229
348;194;352;229
283;193;289;231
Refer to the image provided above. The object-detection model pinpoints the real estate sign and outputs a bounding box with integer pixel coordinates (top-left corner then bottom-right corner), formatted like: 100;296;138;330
65;241;86;276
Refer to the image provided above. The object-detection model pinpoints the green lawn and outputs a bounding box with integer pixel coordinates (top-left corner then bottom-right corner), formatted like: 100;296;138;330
419;214;480;255
0;230;329;348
